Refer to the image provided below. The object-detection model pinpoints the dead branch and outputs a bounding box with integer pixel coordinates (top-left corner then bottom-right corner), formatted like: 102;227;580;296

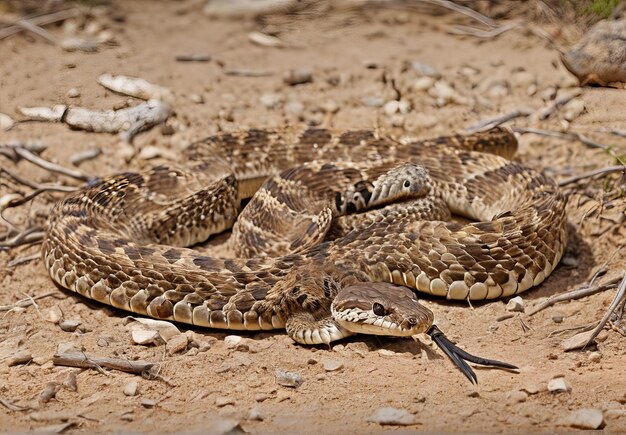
0;396;30;412
0;291;64;312
465;108;532;133
446;21;519;39
559;165;626;187
582;272;626;346
418;0;497;27
533;90;581;120
52;352;174;386
0;226;44;250
513;127;626;165
528;275;622;316
7;253;40;267
15;19;58;45
0;9;79;41
12;147;90;182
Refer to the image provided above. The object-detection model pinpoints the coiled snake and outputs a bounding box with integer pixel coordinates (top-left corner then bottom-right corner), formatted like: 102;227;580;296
43;127;567;382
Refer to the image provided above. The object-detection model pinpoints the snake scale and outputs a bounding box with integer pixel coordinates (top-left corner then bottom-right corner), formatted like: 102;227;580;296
43;127;567;356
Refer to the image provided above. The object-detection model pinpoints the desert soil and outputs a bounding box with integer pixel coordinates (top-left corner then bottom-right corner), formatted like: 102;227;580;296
1;1;625;433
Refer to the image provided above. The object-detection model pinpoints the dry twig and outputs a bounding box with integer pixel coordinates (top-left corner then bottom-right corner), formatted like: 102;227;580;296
0;9;79;40
0;291;63;312
0;226;44;250
465;108;532;133
559;165;626;187
12;147;90;182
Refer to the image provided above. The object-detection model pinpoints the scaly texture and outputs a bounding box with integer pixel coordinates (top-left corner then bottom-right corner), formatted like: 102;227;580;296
42;127;567;343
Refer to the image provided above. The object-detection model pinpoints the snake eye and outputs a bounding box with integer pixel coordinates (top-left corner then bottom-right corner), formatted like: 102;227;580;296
403;180;411;188
372;302;386;316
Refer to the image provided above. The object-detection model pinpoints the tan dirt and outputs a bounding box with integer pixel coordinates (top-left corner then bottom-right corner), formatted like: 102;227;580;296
1;1;625;432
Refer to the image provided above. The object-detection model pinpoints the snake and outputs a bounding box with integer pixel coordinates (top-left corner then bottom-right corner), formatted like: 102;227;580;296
42;127;567;381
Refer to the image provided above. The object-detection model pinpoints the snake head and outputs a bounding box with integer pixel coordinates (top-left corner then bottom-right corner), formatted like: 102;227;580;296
330;282;434;336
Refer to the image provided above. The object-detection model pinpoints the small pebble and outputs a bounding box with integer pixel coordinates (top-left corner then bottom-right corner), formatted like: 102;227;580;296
215;396;235;407
276;390;291;402
57;342;81;354
259;93;282;109
315;374;327;381
561;408;604;429
132;329;160;345
284;100;304;116
587;352;602;363
378;349;396;357
283;68;313;86
63;372;78;392
320;99;339;114
548;377;570;393
248;407;264;421
0;113;14;130
138;146;178;161
59;319;81;332
123;380;139;396
506;390;528;404
7;352;33;367
413;76;435;91
224;335;242;347
563;99;585;121
368;407;416;426
189;94;204;104
141;399;156;408
383;100;400;116
254;393;270;402
67;88;80;98
275;369;303;388
522;384;541;395
552;314;564;323
166;334;188;355
362;95;385;107
322;358;343;372
410;61;440;77
561;256;578;267
40;382;61;403
506;296;524;313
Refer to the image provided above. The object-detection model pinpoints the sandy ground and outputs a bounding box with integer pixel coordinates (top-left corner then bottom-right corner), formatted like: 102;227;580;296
1;1;625;433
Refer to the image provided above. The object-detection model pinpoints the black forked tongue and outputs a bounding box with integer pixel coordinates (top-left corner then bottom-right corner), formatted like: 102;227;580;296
427;325;518;384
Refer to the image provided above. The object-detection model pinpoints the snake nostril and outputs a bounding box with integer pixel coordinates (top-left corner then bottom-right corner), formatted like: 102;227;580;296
408;316;418;325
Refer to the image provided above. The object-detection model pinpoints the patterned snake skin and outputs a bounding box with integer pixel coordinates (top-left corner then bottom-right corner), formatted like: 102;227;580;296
42;127;567;344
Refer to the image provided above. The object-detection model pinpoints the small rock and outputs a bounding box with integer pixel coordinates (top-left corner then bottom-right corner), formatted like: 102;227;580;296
7;352;33;367
166;334;188;355
138;146;178;161
307;358;318;365
0;113;14;130
458;65;480;78
275;369;303;388
132;329;160;345
410;61;440;78
561;256;579;267
123;380;139;396
320;99;339;114
141;399;156;408
362;96;384;107
541;86;558;101
413;76;435;91
429;81;469;106
587;351;602;363
248;407;264;421
561;408;604;429
506;296;524;312
215;396;235;407
467;390;480;398
189;94;204;104
276;390;291;402
63;371;78;392
368;407;416;426
378;349;396;357
322;358;343;372
552;313;564;323
283;68;313;86
383;100;400;116
522;384;541;395
59;319;81;332
259;93;283;109
57;342;81;354
548;377;570;393
506;390;528;404
67;88;80;98
224;335;242;348
284;99;304;116
315;374;327;381
40;382;61;403
563;99;585;121
389;114;405;128
254;393;270;402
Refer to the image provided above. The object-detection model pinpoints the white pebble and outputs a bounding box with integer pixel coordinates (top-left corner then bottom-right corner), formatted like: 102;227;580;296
368;407;416;426
67;88;80;98
413;76;435;91
165;334;188;355
259;93;283;109
506;296;524;312
123;380;139;396
0;113;13;130
561;408;604;429
322;358;344;372
132;329;159;345
224;335;242;347
548;377;570;393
